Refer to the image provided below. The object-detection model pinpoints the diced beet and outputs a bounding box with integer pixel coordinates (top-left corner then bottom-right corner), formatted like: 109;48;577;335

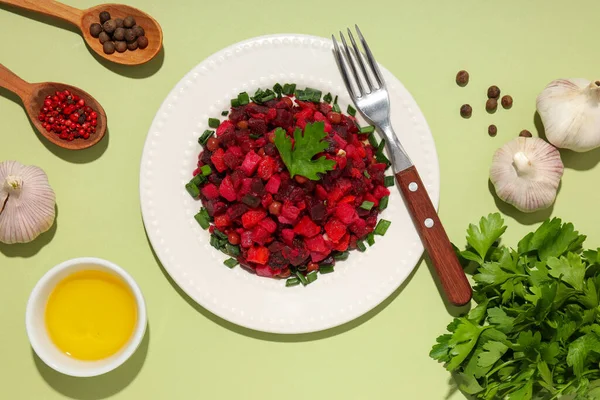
257;156;277;181
350;218;368;238
246;103;269;114
223;151;242;170
332;134;347;149
201;183;220;200
265;174;281;194
281;229;294;245
207;173;222;186
241;150;262;176
335;203;358;224
211;148;227;172
256;265;280;277
218;176;237;202
227;203;248;220
242;194;261;208
251;178;265;196
268;251;288;269
228;107;247;123
268;241;285;253
241;230;253;248
265;108;277;121
373;185;391;200
240;178;253;196
261;193;273;208
264;143;278;157
325;218;347;243
309;200;327;222
251;225;270;245
294;216;321;238
247;246;269;265
336;155;347;170
364;192;378;207
333;233;350;251
230;169;245;189
305;234;328;253
248;118;267;135
311;251;329;263
205;200;226;217
241;209;266;229
315;185;328;201
289;247;310;266
327;187;344;205
216;120;234;137
280;202;300;223
272;109;293;128
214;214;230;229
260;218;277;234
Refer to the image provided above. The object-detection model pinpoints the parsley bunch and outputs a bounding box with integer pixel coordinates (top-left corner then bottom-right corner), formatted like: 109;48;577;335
431;213;600;399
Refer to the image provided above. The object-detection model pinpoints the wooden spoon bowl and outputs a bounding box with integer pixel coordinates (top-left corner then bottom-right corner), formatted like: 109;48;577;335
0;64;107;150
0;0;163;66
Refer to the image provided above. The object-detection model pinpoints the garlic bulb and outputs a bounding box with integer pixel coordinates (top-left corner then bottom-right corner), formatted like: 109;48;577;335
0;161;56;244
536;78;600;152
490;137;564;213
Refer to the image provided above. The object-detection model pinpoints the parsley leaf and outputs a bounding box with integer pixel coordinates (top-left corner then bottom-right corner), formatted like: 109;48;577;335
274;122;336;180
567;333;600;377
547;253;586;291
518;218;585;261
464;213;507;264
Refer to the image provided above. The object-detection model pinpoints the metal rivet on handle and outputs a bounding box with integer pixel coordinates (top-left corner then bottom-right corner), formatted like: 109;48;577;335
408;182;418;192
424;218;434;228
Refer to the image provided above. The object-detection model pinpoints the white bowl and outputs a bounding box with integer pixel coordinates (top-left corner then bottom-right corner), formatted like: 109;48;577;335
25;257;147;377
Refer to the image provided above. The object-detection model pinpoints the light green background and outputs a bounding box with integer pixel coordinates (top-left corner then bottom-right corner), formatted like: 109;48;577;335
2;1;600;399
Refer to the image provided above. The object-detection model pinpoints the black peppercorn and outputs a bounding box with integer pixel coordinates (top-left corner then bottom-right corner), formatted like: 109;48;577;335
113;27;125;41
132;25;145;37
123;16;136;28
501;95;513;109
115;18;124;28
488;125;497;137
127;40;138;51
487;85;500;99
137;36;149;49
519;130;532;138
460;104;472;118
78;114;86;124
456;70;469;86
99;11;111;24
124;29;136;42
115;41;127;53
103;19;117;34
103;41;116;54
486;98;498;113
98;31;111;44
89;23;102;38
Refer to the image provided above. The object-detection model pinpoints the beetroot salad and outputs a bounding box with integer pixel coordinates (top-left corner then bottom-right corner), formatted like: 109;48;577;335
185;85;393;287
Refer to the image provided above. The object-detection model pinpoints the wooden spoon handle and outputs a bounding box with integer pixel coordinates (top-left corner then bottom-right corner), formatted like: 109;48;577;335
0;63;33;101
0;0;83;26
395;166;472;306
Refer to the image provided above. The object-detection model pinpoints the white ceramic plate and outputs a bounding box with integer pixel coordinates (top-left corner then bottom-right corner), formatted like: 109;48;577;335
140;34;439;334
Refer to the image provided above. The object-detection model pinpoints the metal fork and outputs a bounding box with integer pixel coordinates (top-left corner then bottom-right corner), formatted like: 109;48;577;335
332;26;472;306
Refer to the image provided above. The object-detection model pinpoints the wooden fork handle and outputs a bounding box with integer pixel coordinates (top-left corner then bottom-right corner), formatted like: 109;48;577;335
396;166;472;306
0;0;83;26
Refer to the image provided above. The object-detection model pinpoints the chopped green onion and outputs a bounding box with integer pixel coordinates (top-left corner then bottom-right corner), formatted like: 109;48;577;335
282;83;296;96
384;176;395;187
360;125;375;134
238;92;250;105
368;132;379;148
221;110;229;116
208;118;220;128
333;95;338;104
242;194;261;208
231;98;241;107
286;277;300;287
323;93;333;104
249;133;261;139
194;208;210;229
260;94;276;103
379;196;389;211
319;264;334;274
200;165;212;176
273;83;283;97
210;235;221;249
334;251;349;261
332;103;341;113
376;152;390;165
296;271;309;286
226;244;240;256
357;240;366;252
192;174;206;186
185;182;200;198
367;232;375;247
360;201;374;210
224;258;239;268
363;170;371;179
376;138;386;154
374;219;392;236
213;228;227;240
295;87;322;103
347;105;356;116
198;129;214;145
219;239;229;252
306;270;318;283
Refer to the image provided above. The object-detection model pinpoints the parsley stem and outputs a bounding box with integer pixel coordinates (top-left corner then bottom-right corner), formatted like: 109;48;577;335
485;359;518;379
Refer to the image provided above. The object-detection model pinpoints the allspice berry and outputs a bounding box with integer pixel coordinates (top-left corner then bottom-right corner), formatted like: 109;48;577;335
456;70;469;86
103;19;117;34
519;130;532;138
488;125;497;137
486;98;498;113
115;18;124;28
501;95;513;109
124;29;136;42
99;11;111;24
127;40;138;51
137;36;149;49
89;23;102;38
98;31;111;44
124;16;136;28
487;85;501;99
103;41;116;54
460;104;472;118
115;41;127;53
113;27;125;41
132;25;145;37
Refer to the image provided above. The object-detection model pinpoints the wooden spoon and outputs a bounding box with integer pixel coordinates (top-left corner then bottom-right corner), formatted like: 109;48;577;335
0;0;163;66
0;64;107;150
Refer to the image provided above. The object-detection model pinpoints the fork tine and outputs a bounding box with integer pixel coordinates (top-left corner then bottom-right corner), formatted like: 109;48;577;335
339;31;365;96
355;25;385;88
332;35;357;100
347;29;375;92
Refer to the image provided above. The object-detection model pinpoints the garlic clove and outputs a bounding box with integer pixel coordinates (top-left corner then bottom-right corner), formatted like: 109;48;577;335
0;161;56;244
490;137;564;213
536;78;600;152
